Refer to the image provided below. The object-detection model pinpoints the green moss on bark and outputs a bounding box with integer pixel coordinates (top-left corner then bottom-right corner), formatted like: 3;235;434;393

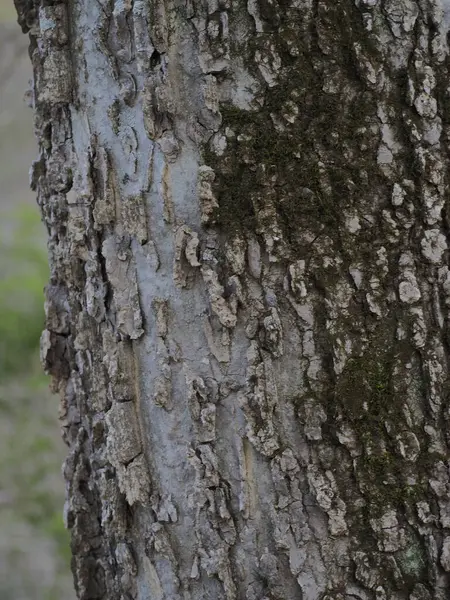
204;0;387;254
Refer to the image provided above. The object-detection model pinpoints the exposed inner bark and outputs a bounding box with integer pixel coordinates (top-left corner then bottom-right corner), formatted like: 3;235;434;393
16;0;450;598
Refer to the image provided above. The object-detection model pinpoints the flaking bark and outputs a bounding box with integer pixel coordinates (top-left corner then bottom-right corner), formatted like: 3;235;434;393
17;0;450;599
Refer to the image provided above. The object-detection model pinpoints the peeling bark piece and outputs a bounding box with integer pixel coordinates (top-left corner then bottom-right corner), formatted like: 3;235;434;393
152;493;178;523
151;299;173;409
369;510;406;552
440;537;450;572
121;193;148;244
247;235;261;279
201;265;237;328
173;225;201;287
117;454;151;506
37;49;72;103
40;328;69;379
307;464;348;537
162;162;175;224
84;252;107;322
102;331;135;401
240;344;280;457
225;236;246;275
153;298;169;338
186;369;216;442
44;283;70;334
198;165;219;225
102;235;144;339
92;145;117;228
106;401;142;465
420;229;447;265
153;373;172;410
203;315;231;363
261;307;283;357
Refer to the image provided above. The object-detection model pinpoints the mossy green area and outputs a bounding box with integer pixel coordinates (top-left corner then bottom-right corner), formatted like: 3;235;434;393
204;0;439;534
396;535;427;583
0;207;73;600
205;0;387;257
333;324;432;519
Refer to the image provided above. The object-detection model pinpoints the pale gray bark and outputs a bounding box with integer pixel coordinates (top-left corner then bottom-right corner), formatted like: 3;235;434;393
16;0;450;599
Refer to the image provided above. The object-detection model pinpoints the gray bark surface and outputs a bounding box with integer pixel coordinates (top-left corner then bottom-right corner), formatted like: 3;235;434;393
15;0;450;598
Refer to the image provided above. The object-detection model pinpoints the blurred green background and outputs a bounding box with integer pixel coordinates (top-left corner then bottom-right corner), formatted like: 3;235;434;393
0;2;74;598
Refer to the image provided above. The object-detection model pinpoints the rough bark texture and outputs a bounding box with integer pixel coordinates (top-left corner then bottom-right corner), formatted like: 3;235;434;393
16;0;450;598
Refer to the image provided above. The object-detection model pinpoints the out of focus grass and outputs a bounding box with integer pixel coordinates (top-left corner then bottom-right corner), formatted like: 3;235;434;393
0;206;74;600
0;206;48;377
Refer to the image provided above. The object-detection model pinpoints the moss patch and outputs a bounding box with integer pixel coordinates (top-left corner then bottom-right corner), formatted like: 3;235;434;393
333;324;432;517
205;0;388;256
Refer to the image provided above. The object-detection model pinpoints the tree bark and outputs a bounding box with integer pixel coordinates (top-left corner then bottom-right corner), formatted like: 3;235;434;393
16;0;450;598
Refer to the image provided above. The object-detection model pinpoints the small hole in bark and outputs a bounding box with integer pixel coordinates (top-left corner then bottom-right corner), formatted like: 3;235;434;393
150;49;161;69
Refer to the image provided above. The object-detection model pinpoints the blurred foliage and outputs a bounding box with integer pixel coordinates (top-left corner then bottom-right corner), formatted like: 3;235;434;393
0;206;74;599
0;206;48;377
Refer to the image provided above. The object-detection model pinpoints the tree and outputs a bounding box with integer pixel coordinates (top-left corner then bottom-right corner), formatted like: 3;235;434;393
14;0;450;598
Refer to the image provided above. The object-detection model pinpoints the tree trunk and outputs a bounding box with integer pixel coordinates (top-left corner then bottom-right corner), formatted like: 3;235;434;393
15;0;450;598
